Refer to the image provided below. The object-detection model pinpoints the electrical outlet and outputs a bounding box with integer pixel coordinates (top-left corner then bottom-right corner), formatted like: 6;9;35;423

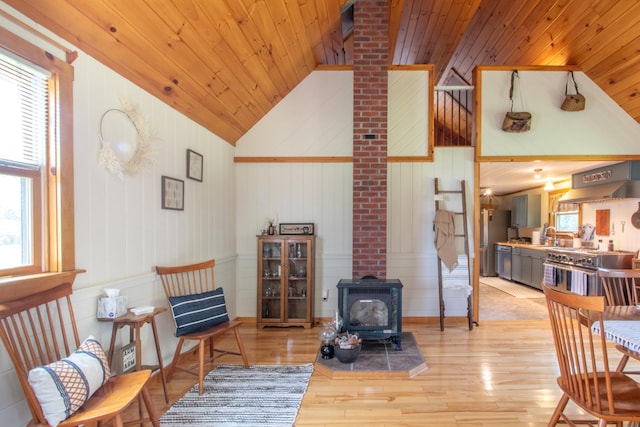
322;289;329;301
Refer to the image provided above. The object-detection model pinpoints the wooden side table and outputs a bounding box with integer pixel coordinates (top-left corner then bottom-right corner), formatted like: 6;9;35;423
99;306;169;404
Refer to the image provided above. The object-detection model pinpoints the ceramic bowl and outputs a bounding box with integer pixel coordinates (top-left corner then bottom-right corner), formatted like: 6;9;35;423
334;344;361;363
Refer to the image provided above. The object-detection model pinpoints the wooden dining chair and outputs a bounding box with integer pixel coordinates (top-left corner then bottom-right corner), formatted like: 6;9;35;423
0;281;159;427
542;284;640;426
598;267;640;373
156;259;249;395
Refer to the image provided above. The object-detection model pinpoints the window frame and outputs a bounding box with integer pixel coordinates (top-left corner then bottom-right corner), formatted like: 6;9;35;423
548;188;582;239
0;164;43;276
0;26;75;281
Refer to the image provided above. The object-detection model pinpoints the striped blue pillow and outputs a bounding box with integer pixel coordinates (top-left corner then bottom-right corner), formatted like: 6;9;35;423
168;288;229;336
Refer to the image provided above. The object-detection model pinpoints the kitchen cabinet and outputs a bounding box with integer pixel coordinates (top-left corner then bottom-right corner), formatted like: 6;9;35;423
511;247;523;283
530;252;544;290
512;194;541;227
510;246;545;290
257;235;315;328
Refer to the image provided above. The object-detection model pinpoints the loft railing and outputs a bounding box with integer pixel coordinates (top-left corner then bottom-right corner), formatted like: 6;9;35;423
434;85;474;147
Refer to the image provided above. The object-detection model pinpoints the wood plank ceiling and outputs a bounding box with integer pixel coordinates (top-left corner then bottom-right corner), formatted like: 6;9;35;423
5;0;640;146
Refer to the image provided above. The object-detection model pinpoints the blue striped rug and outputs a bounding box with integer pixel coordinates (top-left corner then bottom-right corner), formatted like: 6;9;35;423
160;364;313;427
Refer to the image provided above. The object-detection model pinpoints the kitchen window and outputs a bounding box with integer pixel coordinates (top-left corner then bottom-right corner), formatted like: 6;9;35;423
0;28;75;279
555;211;579;233
548;188;581;237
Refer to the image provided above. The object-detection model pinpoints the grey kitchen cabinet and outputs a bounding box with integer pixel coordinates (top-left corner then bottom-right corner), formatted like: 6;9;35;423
511;194;541;227
529;250;545;290
511;247;531;286
512;196;527;227
521;249;533;285
511;247;523;283
511;247;545;290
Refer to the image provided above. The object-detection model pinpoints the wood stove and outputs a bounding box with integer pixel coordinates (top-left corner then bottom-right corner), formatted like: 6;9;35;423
337;278;403;350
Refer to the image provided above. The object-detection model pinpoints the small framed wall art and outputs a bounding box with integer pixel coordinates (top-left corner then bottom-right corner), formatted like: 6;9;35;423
186;149;203;182
279;223;315;235
161;176;184;210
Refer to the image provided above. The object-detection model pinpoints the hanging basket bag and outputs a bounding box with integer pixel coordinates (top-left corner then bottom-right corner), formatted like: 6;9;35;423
502;70;531;133
560;71;585;111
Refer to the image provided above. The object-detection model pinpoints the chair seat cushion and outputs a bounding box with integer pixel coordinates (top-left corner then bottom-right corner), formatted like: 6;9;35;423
28;336;111;426
169;287;230;336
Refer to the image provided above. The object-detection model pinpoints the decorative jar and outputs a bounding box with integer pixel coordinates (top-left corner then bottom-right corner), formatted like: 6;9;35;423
319;322;337;359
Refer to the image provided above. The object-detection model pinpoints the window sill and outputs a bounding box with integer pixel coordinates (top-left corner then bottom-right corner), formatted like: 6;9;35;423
0;269;86;303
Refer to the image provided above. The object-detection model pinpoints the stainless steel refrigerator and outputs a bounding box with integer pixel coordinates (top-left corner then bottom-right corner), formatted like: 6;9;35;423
480;209;511;277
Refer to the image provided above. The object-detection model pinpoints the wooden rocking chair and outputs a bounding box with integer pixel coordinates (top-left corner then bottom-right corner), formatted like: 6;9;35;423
0;281;158;427
156;259;249;395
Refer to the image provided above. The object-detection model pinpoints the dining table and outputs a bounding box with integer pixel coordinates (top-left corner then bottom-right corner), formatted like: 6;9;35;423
591;305;640;356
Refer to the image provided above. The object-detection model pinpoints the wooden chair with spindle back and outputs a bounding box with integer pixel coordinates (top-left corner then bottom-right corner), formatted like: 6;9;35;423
0;281;159;427
156;259;249;395
598;267;640;373
542;284;640;426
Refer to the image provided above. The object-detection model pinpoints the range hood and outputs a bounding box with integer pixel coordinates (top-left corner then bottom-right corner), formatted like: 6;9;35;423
559;161;640;203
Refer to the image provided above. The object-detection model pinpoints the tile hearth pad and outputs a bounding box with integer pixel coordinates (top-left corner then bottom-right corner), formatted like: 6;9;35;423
315;332;427;379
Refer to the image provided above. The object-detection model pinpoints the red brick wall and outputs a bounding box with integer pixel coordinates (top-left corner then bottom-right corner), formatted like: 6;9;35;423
352;0;388;279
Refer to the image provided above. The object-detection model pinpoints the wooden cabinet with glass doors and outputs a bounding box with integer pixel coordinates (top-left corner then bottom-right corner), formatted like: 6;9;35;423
257;235;314;328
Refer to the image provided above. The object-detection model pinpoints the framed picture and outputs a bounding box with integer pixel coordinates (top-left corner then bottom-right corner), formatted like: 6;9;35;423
186;149;203;182
115;342;136;374
161;176;184;210
279;223;315;235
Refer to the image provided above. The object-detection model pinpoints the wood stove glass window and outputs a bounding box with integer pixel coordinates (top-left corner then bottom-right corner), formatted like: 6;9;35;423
350;298;389;328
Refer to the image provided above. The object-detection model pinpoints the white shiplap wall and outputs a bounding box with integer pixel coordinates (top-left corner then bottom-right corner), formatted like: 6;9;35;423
235;149;475;320
479;69;640;157
236;68;474;319
0;5;238;426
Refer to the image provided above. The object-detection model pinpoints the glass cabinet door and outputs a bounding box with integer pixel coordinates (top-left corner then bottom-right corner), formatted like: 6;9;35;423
257;234;314;328
286;240;308;321
260;240;282;321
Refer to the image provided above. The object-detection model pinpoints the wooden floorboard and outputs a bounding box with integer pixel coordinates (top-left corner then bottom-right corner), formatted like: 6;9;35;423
119;315;635;426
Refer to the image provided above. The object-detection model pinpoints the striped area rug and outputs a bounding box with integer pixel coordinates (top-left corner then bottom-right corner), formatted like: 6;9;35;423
160;364;313;427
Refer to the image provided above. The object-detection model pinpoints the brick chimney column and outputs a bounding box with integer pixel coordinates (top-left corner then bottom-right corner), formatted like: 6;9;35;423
352;0;388;279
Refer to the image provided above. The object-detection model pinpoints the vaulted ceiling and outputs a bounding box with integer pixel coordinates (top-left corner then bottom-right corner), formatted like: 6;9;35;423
5;0;639;148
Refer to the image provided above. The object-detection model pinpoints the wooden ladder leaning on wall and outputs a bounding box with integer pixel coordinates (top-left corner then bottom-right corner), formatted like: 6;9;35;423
434;178;474;331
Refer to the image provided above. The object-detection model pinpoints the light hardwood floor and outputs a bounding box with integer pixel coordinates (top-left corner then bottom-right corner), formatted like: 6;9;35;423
121;315;635;427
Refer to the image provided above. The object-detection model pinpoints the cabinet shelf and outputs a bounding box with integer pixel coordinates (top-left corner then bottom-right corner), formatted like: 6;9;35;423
257;235;315;329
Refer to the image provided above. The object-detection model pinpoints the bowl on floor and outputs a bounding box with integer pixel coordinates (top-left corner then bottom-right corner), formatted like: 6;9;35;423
334;344;361;363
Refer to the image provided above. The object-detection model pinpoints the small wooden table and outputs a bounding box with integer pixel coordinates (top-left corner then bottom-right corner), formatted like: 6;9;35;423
99;306;169;404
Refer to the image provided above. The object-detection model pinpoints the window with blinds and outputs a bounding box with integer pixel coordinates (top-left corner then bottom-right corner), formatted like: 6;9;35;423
0;49;50;275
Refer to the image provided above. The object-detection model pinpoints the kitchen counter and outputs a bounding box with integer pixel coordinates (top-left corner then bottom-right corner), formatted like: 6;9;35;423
495;242;550;251
494;242;548;290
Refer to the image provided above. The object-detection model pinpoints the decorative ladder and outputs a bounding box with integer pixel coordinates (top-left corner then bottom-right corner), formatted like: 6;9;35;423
434;178;474;331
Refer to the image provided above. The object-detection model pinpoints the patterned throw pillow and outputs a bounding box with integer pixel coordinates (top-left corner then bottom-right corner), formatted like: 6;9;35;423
28;336;111;426
169;287;229;336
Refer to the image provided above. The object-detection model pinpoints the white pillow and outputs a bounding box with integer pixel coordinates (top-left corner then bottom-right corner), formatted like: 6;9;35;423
28;336;111;426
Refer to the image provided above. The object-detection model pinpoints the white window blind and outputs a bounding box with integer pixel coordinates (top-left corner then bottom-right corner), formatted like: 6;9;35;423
0;49;49;168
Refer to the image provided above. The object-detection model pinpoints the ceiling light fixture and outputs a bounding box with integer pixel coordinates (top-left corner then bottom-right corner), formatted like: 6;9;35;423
534;168;542;180
544;180;555;191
